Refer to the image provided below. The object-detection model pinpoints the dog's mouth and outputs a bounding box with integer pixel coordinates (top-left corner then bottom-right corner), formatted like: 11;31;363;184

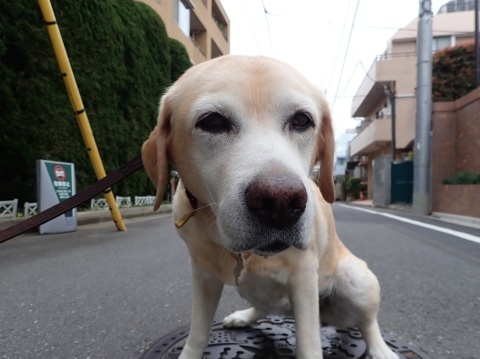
252;240;291;256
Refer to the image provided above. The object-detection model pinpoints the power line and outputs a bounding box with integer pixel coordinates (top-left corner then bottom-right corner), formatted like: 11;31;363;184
242;1;261;54
359;61;377;83
332;0;360;109
336;61;361;98
261;0;274;54
321;0;338;87
326;0;353;96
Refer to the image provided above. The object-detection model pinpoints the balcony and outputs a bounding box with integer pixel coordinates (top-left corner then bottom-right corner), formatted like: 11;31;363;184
212;0;229;41
350;119;392;156
351;52;416;118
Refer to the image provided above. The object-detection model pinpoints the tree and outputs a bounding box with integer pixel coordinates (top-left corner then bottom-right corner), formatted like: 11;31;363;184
0;0;191;205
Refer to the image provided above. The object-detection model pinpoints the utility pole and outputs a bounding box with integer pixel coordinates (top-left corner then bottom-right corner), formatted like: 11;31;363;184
475;0;479;88
413;0;433;215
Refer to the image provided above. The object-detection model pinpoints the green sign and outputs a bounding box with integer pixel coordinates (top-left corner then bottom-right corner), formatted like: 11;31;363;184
37;160;77;234
44;162;74;217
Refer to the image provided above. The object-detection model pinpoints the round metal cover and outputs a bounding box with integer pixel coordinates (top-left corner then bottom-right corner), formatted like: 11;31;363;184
142;316;431;359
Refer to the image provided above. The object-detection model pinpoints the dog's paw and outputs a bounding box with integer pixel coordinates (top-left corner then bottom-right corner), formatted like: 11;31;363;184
223;308;262;328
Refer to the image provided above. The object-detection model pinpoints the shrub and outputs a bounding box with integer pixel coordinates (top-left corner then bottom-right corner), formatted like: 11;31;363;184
0;0;191;204
169;38;192;82
432;42;475;102
442;171;480;184
345;177;362;199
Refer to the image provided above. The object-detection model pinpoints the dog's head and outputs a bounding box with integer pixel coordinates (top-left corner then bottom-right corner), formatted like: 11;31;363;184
142;55;334;256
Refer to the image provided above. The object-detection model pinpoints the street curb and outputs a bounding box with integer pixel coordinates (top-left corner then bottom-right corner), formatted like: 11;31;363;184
0;205;173;232
341;201;480;230
431;211;480;230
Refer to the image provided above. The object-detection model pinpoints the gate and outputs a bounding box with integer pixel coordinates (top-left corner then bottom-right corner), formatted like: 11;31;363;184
391;161;413;204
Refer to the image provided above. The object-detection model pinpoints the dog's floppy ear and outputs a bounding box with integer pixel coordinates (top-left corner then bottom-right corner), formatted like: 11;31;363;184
316;100;335;203
142;94;171;211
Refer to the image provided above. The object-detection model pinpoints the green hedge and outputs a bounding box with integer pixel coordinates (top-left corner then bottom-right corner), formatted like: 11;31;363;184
432;42;475;102
442;171;480;185
0;0;191;205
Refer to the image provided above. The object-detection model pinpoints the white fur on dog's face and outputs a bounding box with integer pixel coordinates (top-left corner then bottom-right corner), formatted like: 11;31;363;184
192;90;319;255
148;56;333;255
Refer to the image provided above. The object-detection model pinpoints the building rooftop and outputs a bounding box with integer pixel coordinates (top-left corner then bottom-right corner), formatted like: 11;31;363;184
391;10;475;42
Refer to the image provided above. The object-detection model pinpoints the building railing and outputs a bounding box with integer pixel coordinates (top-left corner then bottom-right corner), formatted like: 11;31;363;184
190;36;206;57
376;51;417;61
438;0;476;14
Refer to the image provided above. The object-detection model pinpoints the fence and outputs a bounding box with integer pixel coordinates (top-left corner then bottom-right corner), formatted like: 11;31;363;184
0;199;18;218
135;195;155;206
0;195;156;217
24;202;38;217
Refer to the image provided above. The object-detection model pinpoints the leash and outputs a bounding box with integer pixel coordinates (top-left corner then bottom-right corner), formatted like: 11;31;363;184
0;154;144;245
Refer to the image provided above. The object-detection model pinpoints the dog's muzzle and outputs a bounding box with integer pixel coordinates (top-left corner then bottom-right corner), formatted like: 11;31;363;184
244;173;308;255
245;174;307;228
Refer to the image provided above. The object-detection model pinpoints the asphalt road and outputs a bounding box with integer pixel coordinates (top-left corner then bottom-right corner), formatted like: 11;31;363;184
0;204;479;359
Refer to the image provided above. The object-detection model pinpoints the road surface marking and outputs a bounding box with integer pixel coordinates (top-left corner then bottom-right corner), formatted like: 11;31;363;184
337;204;480;245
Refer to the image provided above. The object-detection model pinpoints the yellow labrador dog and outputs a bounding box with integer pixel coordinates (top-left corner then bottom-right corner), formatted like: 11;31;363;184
142;55;398;359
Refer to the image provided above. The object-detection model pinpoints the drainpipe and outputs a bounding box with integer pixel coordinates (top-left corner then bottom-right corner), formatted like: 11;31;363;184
384;85;397;162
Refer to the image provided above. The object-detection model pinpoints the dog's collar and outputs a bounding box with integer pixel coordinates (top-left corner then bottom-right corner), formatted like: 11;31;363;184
173;188;248;285
174;188;198;229
185;188;198;210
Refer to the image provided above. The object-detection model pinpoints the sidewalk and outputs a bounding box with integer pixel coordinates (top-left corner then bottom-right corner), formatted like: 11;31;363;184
0;204;173;232
346;199;480;230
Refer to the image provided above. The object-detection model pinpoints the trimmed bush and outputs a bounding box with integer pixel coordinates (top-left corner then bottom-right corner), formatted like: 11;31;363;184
345;177;362;199
0;0;191;204
442;171;480;185
432;42;475;102
169;38;192;82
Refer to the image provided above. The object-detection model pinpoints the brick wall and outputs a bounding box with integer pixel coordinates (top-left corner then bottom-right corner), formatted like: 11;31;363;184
434;185;480;218
431;87;480;218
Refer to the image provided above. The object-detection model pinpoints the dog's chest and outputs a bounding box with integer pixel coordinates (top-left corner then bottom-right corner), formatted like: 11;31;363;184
236;261;292;314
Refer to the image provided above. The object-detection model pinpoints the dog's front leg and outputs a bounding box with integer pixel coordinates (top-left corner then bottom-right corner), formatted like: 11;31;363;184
179;267;223;359
288;265;323;359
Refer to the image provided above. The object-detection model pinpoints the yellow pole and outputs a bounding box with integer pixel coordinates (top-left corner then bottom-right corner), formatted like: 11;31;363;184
38;0;126;231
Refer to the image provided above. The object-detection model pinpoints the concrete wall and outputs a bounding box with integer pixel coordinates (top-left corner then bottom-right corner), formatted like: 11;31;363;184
373;156;392;207
431;87;480;217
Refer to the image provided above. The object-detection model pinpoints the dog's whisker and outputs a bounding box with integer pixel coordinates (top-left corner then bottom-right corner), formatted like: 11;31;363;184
192;202;214;213
205;183;219;207
309;175;320;186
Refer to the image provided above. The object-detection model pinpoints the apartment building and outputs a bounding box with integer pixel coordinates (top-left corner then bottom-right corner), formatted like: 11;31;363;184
139;0;230;64
349;0;475;199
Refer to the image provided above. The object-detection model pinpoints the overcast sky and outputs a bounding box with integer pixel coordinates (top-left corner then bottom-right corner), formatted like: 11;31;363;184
221;0;452;139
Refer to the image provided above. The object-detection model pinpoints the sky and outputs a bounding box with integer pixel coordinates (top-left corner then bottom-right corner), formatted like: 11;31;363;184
220;0;452;139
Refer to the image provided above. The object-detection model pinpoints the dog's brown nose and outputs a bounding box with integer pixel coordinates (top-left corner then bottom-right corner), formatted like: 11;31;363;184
245;174;307;229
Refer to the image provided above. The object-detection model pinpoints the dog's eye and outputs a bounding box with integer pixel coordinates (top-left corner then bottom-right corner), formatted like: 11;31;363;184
196;113;232;134
289;112;313;132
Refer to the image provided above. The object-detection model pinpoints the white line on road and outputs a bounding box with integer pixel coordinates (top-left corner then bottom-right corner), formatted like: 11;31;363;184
337;204;480;245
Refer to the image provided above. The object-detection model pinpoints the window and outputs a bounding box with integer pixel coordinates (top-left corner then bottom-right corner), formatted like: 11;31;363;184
173;0;190;37
433;36;453;52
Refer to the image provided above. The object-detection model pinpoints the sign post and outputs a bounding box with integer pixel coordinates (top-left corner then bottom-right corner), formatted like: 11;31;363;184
37;160;77;234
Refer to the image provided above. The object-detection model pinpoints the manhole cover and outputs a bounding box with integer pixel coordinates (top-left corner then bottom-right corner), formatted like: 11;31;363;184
141;316;431;359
